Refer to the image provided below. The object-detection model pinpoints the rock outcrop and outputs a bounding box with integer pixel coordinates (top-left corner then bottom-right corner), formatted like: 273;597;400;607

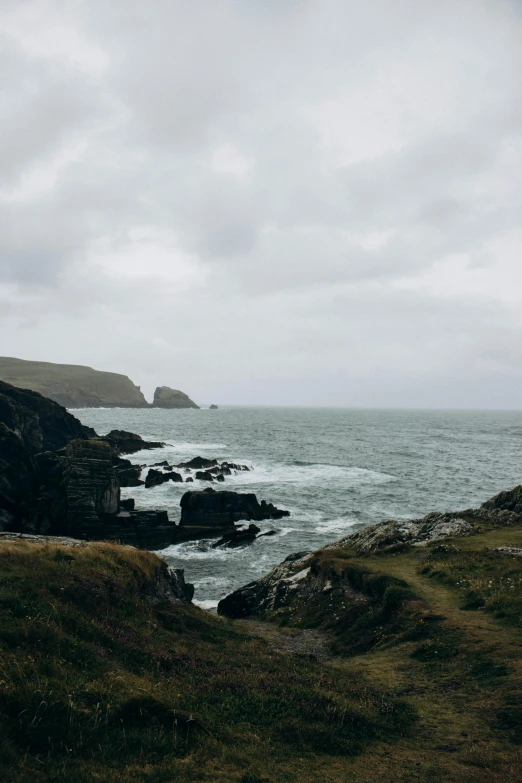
218;552;312;618
0;357;149;408
102;430;165;454
153;386;199;409
179;488;290;527
331;485;522;555
218;485;522;619
0;380;94;453
145;468;183;488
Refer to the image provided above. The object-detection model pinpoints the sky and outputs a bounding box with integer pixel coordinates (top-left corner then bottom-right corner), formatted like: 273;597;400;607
1;0;521;408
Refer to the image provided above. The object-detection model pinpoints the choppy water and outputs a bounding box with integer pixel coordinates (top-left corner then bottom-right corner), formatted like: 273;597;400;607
75;406;522;608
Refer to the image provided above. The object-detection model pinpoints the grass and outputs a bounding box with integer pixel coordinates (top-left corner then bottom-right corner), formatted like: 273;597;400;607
256;525;522;781
0;540;416;783
3;527;522;781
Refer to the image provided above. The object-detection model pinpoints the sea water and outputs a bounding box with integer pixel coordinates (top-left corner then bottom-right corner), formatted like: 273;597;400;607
75;406;522;608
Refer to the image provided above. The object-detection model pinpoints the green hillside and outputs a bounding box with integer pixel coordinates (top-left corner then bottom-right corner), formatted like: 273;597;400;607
0;357;148;408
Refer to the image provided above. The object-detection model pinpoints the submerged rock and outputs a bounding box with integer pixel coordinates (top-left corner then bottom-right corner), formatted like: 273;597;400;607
180;488;290;528
212;523;261;548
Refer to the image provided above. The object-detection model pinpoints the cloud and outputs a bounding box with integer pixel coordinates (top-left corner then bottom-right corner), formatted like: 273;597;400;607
0;0;521;406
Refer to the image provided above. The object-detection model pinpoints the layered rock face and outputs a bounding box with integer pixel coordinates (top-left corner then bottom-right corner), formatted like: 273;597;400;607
180;488;289;527
0;380;95;452
0;357;149;408
0;380;95;531
0;381;181;548
152;386;199;409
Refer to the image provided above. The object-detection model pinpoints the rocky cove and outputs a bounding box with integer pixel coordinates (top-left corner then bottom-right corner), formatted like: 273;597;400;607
2;381;522;781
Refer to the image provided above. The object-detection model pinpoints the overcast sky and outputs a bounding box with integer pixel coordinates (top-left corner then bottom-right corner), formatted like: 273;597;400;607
1;0;521;408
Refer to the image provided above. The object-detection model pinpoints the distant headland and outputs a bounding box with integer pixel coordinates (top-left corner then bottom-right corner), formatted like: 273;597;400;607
0;357;199;409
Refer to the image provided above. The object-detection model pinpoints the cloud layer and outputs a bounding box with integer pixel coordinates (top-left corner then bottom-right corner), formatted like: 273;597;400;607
1;0;521;407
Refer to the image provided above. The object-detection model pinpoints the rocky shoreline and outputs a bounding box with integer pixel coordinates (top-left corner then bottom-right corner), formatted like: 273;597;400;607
217;483;522;618
0;379;288;550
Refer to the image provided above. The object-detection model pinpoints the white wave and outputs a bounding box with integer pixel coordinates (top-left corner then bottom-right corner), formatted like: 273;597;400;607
193;576;231;589
315;517;359;534
194;599;219;611
196;461;395;490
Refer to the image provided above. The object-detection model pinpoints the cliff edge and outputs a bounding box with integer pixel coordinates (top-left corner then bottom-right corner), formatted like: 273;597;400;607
0;357;149;408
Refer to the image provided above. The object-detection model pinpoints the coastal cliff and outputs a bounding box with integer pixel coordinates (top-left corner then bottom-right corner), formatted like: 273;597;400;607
0;357;149;408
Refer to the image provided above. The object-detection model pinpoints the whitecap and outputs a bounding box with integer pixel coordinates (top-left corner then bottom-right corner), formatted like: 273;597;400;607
193;599;219;611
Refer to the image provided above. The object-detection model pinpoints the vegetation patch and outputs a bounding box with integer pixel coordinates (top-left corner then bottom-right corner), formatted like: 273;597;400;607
0;540;416;783
419;544;522;626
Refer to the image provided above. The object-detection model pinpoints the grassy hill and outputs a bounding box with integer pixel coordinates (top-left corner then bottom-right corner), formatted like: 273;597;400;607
1;531;522;782
0;358;149;408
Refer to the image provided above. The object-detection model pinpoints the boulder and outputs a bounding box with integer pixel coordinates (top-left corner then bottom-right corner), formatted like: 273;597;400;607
120;498;135;511
152;386;199;409
222;461;250;472
212;524;260;548
209;404;218;409
185;477;194;483
216;473;225;482
145;469;183;488
218;552;312;618
178;456;218;470
195;471;214;482
143;564;194;603
179;488;290;528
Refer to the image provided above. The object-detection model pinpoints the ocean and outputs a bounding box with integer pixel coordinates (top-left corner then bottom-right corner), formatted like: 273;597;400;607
75;406;522;609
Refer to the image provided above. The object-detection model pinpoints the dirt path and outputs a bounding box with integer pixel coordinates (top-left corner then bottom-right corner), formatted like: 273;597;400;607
237;618;331;661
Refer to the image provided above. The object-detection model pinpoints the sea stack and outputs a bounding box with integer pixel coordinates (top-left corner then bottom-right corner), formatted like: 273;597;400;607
152;386;199;409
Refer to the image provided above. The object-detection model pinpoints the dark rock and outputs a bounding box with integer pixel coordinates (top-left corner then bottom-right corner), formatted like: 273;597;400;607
145;468;168;488
152;386;199;409
218;553;312;618
212;524;261;548
120;498;135;511
258;530;277;538
209;404;218;409
145;468;181;488
113;456;144;487
143;564;194;603
0;379;94;454
178;456;218;470
102;429;165;455
152;460;170;467
180;488;290;528
195;471;214;482
185;477;193;483
222;461;250;472
216;473;225;482
481;485;522;517
0;423;37;530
